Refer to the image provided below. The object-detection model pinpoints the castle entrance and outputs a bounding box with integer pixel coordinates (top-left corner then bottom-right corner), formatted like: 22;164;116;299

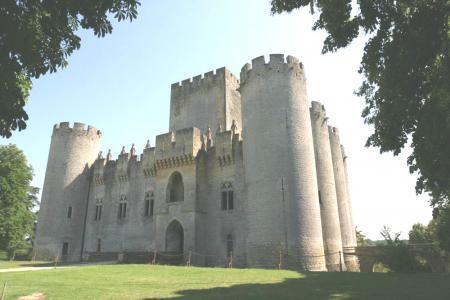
165;220;184;253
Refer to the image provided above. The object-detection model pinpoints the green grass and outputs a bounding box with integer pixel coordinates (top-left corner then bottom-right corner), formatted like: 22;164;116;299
0;264;449;299
0;260;54;269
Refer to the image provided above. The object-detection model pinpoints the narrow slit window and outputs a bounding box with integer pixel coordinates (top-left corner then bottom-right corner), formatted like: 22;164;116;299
226;234;233;256
144;192;154;218
62;242;69;255
95;199;103;220
221;191;228;210
144;199;150;216
67;206;72;218
118;195;127;219
150;199;154;217
228;191;234;210
97;239;101;252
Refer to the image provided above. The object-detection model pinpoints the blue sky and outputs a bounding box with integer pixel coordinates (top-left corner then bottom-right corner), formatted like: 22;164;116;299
0;0;432;239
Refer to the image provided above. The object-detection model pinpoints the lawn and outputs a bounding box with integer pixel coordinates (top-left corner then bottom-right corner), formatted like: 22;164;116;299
0;264;449;299
0;260;54;269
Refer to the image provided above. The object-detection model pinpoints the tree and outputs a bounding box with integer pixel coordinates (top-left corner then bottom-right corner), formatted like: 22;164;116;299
271;0;450;206
0;0;140;138
433;206;450;252
378;225;429;272
409;222;435;244
0;144;37;259
355;227;368;246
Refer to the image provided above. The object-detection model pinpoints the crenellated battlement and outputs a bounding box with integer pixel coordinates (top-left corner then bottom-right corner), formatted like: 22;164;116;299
171;67;238;95
240;54;304;85
152;128;203;169
328;126;340;136
310;101;329;125
53;122;101;137
311;101;326;113
214;130;236;167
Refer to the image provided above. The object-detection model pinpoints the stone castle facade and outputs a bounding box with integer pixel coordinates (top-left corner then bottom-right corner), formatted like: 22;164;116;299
34;54;358;271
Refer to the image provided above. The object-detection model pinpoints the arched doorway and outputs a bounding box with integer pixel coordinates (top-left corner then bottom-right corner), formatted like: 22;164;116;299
165;220;184;253
166;172;184;203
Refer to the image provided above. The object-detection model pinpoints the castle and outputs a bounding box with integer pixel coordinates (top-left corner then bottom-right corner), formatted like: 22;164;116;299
34;54;358;271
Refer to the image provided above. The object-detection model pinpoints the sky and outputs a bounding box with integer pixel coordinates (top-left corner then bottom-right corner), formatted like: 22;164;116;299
0;0;432;239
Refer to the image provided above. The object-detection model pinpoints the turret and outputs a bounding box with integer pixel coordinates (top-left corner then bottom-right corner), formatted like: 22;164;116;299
328;126;359;271
310;102;345;271
240;54;326;271
34;122;102;261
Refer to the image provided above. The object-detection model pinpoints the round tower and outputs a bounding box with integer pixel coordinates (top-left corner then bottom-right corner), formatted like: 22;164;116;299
240;54;326;271
34;122;101;261
341;145;358;253
328;126;359;271
310;102;345;271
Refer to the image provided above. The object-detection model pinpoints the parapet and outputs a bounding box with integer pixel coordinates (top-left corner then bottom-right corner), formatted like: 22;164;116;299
214;130;236;167
240;54;304;85
328;126;340;136
310;101;329;124
155;127;203;162
311;101;326;113
141;146;156;177
171;67;239;96
53;122;101;138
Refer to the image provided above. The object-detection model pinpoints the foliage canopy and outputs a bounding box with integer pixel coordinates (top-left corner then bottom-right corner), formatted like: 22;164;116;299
271;0;450;206
0;144;38;258
0;0;140;138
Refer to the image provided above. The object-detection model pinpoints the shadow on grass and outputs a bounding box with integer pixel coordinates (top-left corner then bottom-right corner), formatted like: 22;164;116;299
144;271;450;300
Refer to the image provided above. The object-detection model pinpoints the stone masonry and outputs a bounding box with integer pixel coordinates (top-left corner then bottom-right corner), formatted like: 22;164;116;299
34;54;359;271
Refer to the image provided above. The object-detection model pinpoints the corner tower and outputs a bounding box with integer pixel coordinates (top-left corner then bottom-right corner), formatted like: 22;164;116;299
329;126;359;271
34;122;101;261
310;102;345;271
240;54;326;271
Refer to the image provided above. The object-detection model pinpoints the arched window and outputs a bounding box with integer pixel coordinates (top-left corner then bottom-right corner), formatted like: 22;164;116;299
166;172;184;203
221;182;234;210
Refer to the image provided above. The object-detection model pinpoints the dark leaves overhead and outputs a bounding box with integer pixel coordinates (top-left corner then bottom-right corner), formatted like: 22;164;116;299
0;0;141;138
271;0;450;206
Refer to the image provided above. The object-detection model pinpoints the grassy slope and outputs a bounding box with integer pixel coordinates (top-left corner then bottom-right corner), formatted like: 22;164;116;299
0;264;449;299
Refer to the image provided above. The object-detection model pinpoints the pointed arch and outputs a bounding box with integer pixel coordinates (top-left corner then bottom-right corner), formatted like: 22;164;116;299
166;171;184;203
165;219;184;253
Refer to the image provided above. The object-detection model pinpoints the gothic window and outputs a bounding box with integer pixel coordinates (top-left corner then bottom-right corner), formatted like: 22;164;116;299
226;234;233;256
221;182;234;211
144;192;155;217
67;206;72;218
97;239;102;252
118;195;127;219
62;242;69;256
166;172;184;203
94;198;103;221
